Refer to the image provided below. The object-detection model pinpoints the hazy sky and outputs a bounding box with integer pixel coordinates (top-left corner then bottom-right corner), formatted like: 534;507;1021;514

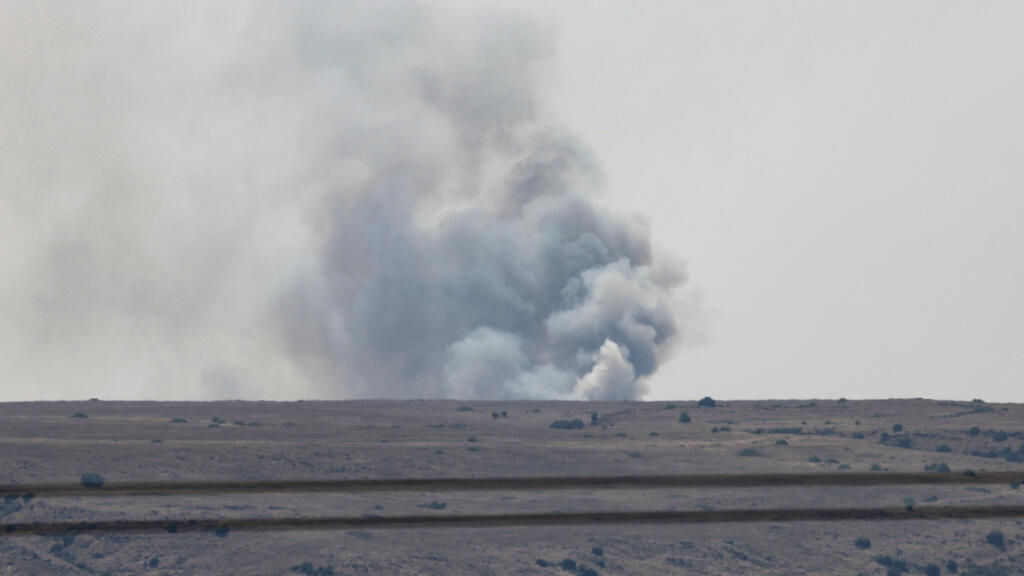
537;1;1024;401
2;2;1022;402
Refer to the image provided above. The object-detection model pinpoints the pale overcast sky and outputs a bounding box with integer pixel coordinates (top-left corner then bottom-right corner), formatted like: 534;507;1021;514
1;2;1021;402
537;1;1024;401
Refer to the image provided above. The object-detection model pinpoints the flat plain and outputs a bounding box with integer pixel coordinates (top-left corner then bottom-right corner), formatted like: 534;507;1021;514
1;398;1022;575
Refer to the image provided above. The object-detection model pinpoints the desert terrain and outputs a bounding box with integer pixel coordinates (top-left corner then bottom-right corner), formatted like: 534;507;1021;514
1;398;1022;575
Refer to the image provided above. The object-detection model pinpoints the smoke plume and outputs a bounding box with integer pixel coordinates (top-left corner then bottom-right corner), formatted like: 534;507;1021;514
0;2;686;400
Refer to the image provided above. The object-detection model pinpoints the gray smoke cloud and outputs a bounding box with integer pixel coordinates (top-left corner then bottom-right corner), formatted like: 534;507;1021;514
0;1;686;401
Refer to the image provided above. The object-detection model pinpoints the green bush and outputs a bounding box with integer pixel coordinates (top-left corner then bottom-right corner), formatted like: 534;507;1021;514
854;537;871;549
936;444;952;452
678;411;691;423
738;448;763;457
70;412;88;419
171;418;187;424
985;529;1005;551
775;438;788;445
697;396;716;408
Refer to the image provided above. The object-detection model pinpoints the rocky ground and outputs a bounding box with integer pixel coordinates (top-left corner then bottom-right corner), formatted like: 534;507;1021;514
1;398;1022;575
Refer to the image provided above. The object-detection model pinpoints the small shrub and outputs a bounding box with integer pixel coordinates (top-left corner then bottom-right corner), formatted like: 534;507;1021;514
70;412;88;419
171;418;187;424
536;559;551;567
678;411;691;423
989;430;1009;442
936;444;952;453
854;537;871;549
775;438;789;445
809;455;821;463
923;565;940;576
825;457;839;464
664;404;677;410
627;451;643;458
418;501;447;510
148;557;160;568
837;464;852;470
903;497;916;510
560;558;577;571
649;432;659;437
838;397;847;403
874;555;910;573
946;560;957;573
457;406;473;412
738;448;763;457
613;432;627;438
213;524;230;538
852;432;865;439
466;436;478;442
892;424;903;433
985;529;1005;551
467;446;481;452
590;413;598;425
697;396;716;407
591;546;604;556
870;463;884;471
924;462;951;473
247;421;261;427
968;426;981;436
550;419;585;430
80;473;105;487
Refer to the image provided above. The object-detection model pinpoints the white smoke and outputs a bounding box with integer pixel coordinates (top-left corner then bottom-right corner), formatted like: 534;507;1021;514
0;1;687;400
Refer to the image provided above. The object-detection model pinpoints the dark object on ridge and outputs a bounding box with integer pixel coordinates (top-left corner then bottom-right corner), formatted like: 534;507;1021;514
550;419;585;430
697;397;716;407
80;473;105;488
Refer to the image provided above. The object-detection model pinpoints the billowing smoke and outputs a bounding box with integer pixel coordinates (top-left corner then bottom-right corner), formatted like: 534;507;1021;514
0;2;686;401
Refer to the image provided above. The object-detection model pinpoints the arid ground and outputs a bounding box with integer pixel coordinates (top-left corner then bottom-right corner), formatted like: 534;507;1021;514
1;399;1023;575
